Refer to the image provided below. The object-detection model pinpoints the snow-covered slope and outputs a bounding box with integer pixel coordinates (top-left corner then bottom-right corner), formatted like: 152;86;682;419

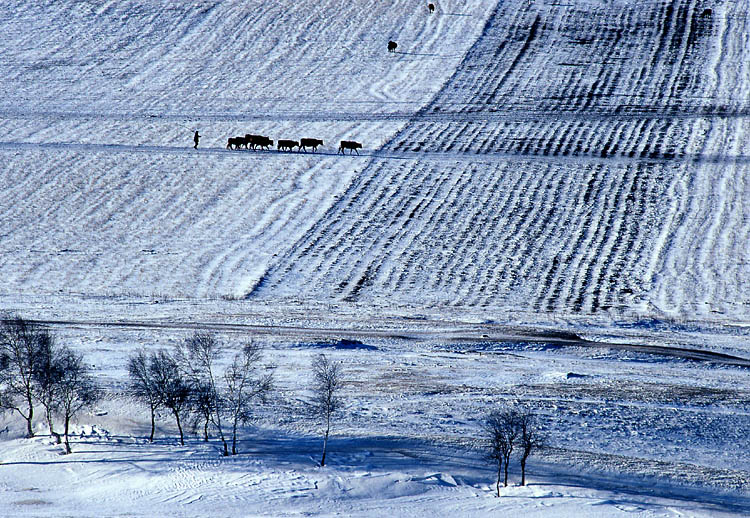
255;0;750;322
0;0;496;299
2;0;749;327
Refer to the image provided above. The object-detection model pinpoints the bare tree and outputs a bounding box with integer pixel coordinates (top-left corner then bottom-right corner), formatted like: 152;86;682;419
224;343;273;455
310;354;343;467
485;409;520;495
150;350;191;446
33;336;64;443
0;316;50;437
127;349;162;442
518;410;544;486
56;347;99;454
189;381;214;442
176;332;229;455
484;412;506;497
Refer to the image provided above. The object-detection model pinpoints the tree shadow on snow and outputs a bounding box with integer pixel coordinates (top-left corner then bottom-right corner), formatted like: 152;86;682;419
6;429;750;515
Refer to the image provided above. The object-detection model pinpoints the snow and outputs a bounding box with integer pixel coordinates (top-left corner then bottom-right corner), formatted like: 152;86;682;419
1;0;750;516
1;423;747;517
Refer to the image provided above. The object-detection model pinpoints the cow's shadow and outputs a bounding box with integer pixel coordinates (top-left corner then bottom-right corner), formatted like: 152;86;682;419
395;51;457;57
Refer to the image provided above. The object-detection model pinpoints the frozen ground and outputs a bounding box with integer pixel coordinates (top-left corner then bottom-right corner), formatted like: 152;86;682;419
1;326;749;517
1;0;749;516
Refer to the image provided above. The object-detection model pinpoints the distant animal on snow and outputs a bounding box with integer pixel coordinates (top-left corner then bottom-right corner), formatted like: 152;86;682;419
428;3;435;13
299;138;324;152
246;134;273;150
226;136;247;150
338;140;362;155
277;139;299;152
701;8;712;17
388;40;397;53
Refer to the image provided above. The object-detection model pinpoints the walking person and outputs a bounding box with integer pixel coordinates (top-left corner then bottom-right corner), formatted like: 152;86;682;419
193;130;201;149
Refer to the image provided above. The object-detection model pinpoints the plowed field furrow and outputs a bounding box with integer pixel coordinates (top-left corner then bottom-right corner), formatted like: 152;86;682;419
662;0;698;107
251;0;749;320
458;174;513;304
535;164;606;311
436;172;517;299
536;168;608;307
569;172;624;312
383;166;449;292
611;164;672;307
501;166;568;301
463;164;528;305
322;177;408;285
526;168;582;307
587;165;639;311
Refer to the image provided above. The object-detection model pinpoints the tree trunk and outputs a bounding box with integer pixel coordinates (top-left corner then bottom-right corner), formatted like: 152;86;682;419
520;457;527;486
25;394;34;438
63;414;71;454
45;404;60;443
212;407;228;456
496;463;502;497
321;431;329;467
174;410;184;446
149;405;155;442
231;418;238;455
503;456;510;487
321;414;330;467
203;417;209;442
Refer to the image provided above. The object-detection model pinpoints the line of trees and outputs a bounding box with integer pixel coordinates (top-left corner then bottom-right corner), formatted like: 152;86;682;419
128;332;274;456
0;316;99;453
2;315;548;493
0;316;347;463
126;336;346;464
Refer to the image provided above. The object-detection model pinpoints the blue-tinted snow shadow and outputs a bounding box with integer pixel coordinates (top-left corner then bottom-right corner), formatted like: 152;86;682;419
295;338;378;351
5;429;750;514
532;460;750;515
394;51;463;58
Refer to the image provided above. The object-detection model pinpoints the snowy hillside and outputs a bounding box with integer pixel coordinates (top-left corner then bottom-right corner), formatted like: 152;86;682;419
0;0;496;301
1;0;750;516
256;0;750;322
1;0;748;326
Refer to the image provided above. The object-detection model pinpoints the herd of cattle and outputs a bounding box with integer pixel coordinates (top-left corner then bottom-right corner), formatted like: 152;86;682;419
222;3;443;156
226;134;363;154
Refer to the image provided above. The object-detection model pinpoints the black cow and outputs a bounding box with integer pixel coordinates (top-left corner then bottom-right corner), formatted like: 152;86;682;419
428;3;435;13
277;139;299;152
246;134;273;150
388;40;397;53
338;140;362;155
299;138;323;152
226;136;246;150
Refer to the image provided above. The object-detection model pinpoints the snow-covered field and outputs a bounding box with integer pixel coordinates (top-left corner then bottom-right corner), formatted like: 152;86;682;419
1;0;749;516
